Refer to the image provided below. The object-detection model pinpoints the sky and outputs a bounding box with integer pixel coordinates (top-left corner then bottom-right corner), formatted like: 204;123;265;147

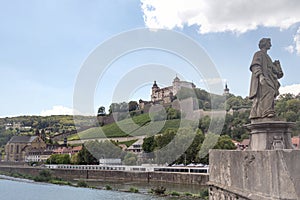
1;0;300;117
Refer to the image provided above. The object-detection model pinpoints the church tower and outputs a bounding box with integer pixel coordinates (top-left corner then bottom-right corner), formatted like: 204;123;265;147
151;81;159;102
224;83;230;95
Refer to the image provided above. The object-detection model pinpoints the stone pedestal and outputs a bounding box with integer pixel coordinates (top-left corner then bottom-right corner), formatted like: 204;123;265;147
245;121;295;150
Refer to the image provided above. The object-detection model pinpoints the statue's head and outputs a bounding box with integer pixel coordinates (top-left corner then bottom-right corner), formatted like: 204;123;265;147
259;38;271;50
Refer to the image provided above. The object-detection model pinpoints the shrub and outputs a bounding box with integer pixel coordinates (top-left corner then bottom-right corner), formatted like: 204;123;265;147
77;180;88;188
151;186;166;195
169;191;180;196
105;185;112;190
129;187;139;193
49;179;71;185
184;192;192;196
199;189;209;199
34;170;52;182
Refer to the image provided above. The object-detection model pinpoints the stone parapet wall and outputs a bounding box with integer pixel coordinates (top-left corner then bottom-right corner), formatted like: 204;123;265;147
209;150;300;200
209;185;249;200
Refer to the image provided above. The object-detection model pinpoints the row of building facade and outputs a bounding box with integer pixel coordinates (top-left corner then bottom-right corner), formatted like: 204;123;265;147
4;135;82;162
3;135;144;163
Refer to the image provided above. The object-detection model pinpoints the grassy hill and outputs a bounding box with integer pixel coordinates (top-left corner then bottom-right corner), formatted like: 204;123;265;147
69;113;197;140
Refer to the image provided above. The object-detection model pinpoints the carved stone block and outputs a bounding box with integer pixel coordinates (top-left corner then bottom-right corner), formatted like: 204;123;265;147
245;121;294;150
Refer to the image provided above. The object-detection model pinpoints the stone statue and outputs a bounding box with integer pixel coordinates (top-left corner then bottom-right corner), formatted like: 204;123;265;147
249;38;283;120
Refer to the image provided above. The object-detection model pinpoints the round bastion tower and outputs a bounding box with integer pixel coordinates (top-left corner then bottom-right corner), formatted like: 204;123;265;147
172;76;180;96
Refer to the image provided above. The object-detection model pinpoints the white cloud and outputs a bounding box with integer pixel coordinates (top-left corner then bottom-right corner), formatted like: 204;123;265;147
40;105;74;116
284;45;294;54
285;27;300;55
200;78;226;85
141;0;300;34
294;27;300;55
279;84;300;95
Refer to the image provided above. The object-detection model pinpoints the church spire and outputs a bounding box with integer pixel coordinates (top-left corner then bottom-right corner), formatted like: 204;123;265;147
224;83;230;95
152;80;158;88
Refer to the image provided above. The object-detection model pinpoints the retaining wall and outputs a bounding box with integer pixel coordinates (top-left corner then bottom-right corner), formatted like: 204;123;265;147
0;164;208;185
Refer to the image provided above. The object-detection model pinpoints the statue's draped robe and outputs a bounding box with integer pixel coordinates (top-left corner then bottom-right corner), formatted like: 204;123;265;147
249;51;282;119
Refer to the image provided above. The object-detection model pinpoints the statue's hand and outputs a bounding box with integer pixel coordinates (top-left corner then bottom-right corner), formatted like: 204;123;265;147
277;71;284;79
259;75;266;85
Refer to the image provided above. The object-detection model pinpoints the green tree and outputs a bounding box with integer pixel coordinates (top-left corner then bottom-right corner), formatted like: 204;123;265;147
154;128;202;165
287;99;300;112
214;135;236;150
0;129;15;147
128;101;138;112
275;100;287;118
166;107;181;120
226;96;243;110
70;153;79;164
199;116;211;133
285;110;298;122
142;136;156;153
198;134;236;165
123;152;137;165
198;133;219;164
46;154;70;164
278;93;295;101
224;111;250;140
156;129;176;149
77;144;99;165
97;106;106;116
195;88;210;101
176;129;205;164
83;140;125;162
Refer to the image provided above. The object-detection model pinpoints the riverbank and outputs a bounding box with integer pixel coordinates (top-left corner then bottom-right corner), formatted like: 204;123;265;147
0;164;208;199
0;174;35;183
0;178;171;200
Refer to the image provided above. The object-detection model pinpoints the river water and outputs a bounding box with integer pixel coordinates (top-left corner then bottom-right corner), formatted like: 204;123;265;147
0;178;170;200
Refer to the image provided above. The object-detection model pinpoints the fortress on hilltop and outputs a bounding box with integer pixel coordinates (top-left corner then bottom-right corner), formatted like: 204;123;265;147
100;75;230;125
150;76;196;104
139;75;230;112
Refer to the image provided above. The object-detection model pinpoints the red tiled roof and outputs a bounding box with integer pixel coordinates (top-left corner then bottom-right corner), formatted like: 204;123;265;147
240;139;250;146
292;136;300;149
53;146;82;154
72;146;82;151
